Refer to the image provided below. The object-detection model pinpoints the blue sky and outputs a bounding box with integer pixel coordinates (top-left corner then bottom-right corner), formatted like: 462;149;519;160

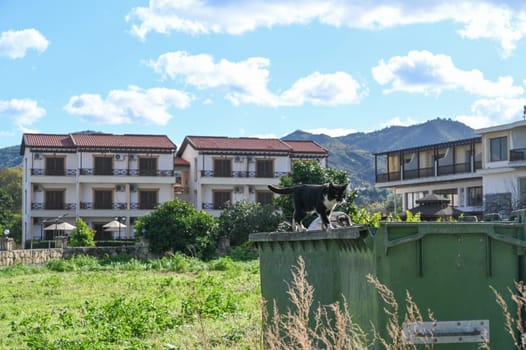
1;0;526;149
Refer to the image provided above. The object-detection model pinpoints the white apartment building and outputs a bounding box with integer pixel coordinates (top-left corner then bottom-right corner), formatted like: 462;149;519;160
176;136;328;216
476;119;526;215
375;137;483;216
20;133;177;246
375;117;526;218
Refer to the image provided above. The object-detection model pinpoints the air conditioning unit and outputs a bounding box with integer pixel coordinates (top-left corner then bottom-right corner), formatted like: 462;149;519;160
33;184;43;192
114;154;125;161
129;154;138;161
34;153;43;160
115;184;126;192
130;184;138;192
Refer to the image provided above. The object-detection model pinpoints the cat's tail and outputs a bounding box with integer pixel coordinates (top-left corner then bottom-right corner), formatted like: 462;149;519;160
268;185;296;195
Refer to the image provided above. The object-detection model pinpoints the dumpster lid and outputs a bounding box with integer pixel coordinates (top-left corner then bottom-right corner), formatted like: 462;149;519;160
249;225;369;243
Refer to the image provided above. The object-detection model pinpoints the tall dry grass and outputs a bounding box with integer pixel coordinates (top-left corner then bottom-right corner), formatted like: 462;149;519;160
490;281;526;349
263;256;437;349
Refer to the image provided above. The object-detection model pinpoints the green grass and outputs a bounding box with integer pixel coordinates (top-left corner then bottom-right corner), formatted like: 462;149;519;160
0;255;262;349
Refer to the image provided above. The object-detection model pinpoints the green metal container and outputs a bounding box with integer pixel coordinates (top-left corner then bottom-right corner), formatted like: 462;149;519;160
250;218;526;349
250;227;375;332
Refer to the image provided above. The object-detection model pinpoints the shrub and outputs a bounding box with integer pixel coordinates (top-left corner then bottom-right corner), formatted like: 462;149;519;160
134;199;219;260
218;200;282;246
68;219;95;247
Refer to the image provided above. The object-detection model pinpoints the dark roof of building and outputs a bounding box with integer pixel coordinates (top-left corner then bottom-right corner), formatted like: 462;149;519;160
20;133;176;155
176;136;328;156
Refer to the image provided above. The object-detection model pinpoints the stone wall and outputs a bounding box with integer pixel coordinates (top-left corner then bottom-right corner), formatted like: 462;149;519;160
0;244;153;267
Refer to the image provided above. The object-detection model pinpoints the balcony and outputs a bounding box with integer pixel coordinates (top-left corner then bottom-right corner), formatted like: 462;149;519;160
200;170;288;178
376;161;481;184
80;202;128;210
80;168;174;176
31;168;77;176
510;148;526;161
31;203;77;210
130;202;160;210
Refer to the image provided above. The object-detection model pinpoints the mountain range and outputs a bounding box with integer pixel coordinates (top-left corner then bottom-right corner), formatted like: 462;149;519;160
0;118;476;187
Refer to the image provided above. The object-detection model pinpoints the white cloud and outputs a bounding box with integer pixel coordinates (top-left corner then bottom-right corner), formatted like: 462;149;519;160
149;51;276;106
305;128;357;137
127;1;526;56
454;97;526;129
380;116;419;128
372;50;524;97
0;98;46;129
149;51;366;106
280;72;366;106
63;86;192;125
0;29;49;59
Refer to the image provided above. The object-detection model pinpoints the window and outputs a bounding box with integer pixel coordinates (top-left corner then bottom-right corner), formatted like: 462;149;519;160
175;171;182;184
139;158;157;176
214;159;232;177
467;186;483;206
45;157;65;176
213;191;231;209
256;191;273;206
256;159;274;178
94;157;113;175
139;190;158;209
519;178;526;207
434;189;458;207
94;190;112;209
490;136;507;161
45;190;64;209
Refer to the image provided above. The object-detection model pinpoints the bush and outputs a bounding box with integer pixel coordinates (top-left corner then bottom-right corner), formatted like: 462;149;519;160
134;199;219;260
68;219;95;247
218;200;282;246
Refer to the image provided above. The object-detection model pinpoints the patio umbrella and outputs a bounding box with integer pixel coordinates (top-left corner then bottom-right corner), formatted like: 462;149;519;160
103;220;127;231
44;222;76;231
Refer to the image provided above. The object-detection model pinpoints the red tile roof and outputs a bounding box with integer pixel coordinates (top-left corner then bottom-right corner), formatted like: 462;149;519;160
22;134;75;148
282;140;328;154
21;133;176;154
177;136;327;156
174;157;190;166
70;134;176;149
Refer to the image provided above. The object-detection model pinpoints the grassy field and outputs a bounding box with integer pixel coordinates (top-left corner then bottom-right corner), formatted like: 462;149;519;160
0;255;262;349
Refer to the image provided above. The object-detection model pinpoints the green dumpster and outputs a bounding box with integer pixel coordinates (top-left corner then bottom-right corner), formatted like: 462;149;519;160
250;219;526;349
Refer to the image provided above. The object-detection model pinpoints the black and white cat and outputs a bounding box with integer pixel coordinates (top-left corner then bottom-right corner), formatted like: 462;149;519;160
268;183;348;231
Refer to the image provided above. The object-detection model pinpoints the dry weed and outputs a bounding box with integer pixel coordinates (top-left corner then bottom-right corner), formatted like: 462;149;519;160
491;281;526;349
263;256;369;350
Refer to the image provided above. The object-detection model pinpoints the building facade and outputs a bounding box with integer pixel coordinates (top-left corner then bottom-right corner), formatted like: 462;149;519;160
20;133;328;246
375;118;526;219
476;120;526;215
176;136;328;216
20;133;177;246
374;137;483;216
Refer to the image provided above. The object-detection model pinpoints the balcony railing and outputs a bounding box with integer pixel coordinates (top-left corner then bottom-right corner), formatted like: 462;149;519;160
200;170;288;178
79;169;174;176
510;148;526;161
80;202;128;210
31;202;76;210
130;202;160;210
31;168;77;176
377;162;478;183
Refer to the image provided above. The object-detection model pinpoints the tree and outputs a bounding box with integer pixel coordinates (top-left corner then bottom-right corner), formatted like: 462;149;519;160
273;160;351;224
218;200;282;246
0;167;22;242
0;167;22;210
69;218;96;247
134;199;218;259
